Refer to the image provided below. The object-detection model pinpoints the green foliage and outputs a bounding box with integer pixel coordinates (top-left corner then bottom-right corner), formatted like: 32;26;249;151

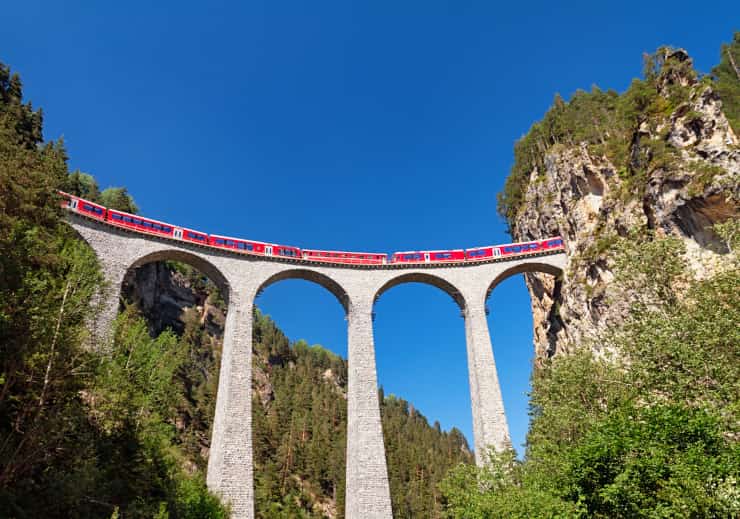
564;404;740;518
714;217;740;253
439;450;582;518
252;311;349;519
0;59;102;508
441;234;740;518
95;306;184;433
0;60;226;518
100;186;139;213
249;310;473;518
63;172;139;213
687;162;727;197
64;170;101;201
712;32;740;135
381;394;474;518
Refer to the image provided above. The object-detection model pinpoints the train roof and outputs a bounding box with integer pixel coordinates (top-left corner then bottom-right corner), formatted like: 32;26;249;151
209;233;269;245
107;206;180;228
61;193;564;258
392;249;465;255
303;248;387;256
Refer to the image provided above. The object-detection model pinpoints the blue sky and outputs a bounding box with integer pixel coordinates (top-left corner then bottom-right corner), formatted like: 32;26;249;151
4;1;736;455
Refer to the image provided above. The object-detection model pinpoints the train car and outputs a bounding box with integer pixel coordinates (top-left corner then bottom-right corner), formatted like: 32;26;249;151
497;240;543;256
302;249;387;265
209;234;270;255
172;227;209;245
466;237;564;261
60;191;107;221
542;237;565;250
390;249;465;264
270;244;302;259
107;208;176;238
465;246;499;262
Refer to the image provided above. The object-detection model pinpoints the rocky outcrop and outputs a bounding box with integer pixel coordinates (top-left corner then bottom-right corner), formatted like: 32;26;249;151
510;50;739;360
121;262;225;337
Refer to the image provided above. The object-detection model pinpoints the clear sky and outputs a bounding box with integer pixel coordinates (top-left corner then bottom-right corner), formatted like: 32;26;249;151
4;1;736;455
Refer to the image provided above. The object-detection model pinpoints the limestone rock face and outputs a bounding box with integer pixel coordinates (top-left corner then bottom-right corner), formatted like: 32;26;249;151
510;56;739;361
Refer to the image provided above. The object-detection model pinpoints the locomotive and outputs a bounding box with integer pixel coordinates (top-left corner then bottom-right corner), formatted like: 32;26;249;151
60;191;564;265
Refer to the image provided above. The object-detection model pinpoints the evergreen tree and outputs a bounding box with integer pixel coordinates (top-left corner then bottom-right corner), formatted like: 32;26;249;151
712;31;740;134
100;186;139;213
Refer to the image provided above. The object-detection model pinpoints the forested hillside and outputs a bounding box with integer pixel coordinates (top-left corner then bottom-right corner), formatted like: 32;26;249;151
439;34;740;518
0;60;471;518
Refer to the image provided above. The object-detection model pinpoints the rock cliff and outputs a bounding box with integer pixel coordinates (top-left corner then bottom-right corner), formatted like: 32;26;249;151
508;49;739;360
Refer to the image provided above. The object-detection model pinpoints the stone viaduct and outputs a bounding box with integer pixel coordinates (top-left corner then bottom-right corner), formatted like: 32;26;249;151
68;213;566;519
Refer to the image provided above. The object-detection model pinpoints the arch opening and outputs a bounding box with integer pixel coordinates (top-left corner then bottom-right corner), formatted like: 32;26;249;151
373;279;475;517
256;268;350;315
484;263;564;458
485;262;562;302
128;249;231;305
251;273;350;515
116;253;232;480
374;272;466;311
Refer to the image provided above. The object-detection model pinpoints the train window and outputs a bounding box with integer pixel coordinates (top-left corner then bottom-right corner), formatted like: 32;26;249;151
123;216;132;223
143;221;152;228
437;253;452;259
163;226;172;233
226;240;235;246
215;239;225;244
111;213;122;221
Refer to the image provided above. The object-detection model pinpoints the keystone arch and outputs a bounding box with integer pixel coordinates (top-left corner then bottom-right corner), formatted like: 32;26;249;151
373;272;466;310
127;249;232;303
484;261;563;303
253;268;351;314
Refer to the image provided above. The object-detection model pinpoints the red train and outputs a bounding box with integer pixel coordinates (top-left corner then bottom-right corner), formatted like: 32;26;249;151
465;238;564;262
209;234;300;258
60;191;565;266
302;249;387;265
391;249;465;264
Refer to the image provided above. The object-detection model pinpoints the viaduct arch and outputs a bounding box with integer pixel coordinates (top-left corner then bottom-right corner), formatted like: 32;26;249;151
67;213;567;519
